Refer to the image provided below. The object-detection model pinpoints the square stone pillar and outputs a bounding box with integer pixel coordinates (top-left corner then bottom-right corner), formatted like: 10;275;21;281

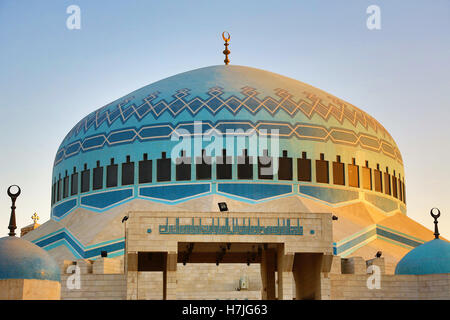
126;252;138;300
276;245;294;300
260;248;276;300
319;273;331;300
163;252;177;300
293;253;323;300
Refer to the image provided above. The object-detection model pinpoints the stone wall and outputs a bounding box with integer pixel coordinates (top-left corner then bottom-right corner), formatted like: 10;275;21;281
127;264;262;300
329;273;450;300
329;256;450;300
0;279;60;300
61;274;126;300
60;259;262;300
60;258;126;300
58;255;450;300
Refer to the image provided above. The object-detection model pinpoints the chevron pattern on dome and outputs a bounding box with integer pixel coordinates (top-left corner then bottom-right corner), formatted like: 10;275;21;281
62;86;394;144
54;120;402;166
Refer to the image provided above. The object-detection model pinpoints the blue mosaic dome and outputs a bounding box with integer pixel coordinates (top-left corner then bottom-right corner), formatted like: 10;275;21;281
49;65;407;221
0;236;60;281
395;239;450;275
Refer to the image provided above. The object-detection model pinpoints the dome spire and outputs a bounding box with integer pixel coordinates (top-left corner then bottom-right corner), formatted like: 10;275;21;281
222;31;231;65
7;185;20;237
430;208;441;239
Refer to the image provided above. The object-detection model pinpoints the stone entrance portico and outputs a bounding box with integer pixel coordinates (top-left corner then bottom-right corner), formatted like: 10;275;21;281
125;211;333;300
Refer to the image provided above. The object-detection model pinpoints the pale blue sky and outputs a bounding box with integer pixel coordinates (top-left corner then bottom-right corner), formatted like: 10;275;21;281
0;0;449;238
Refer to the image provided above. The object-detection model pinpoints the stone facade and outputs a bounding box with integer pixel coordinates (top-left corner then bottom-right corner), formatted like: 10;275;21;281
0;279;60;300
57;255;450;300
329;273;450;300
54;211;450;300
61;258;126;300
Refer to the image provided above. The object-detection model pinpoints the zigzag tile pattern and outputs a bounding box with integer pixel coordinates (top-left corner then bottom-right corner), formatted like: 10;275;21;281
61;86;396;145
32;224;423;261
33;229;124;260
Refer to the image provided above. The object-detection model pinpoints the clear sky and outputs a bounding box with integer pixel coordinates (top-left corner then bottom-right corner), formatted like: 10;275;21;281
0;0;449;239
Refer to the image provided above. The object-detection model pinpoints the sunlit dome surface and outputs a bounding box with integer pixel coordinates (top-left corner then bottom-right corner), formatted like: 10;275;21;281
0;236;60;281
395;239;450;275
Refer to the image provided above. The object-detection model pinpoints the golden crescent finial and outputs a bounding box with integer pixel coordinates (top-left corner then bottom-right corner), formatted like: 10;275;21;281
222;31;231;43
222;31;231;65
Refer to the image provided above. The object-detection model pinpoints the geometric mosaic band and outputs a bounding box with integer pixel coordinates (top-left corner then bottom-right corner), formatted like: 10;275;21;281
57;85;402;166
55;120;402;166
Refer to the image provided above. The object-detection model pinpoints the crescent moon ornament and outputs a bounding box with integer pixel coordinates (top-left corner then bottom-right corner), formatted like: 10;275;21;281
7;185;21;237
222;31;230;43
430;207;440;219
222;31;231;65
7;185;21;199
430;207;441;239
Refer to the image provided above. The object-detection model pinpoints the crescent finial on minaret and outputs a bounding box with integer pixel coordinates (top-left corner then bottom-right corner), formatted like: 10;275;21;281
7;185;21;237
430;208;441;239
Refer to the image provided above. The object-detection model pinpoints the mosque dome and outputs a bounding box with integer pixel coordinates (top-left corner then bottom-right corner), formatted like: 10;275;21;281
50;65;406;219
34;64;415;265
395;238;450;275
0;236;61;281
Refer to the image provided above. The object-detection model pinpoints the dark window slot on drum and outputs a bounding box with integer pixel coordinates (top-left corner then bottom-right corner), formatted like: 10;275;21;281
107;158;118;188
237;149;253;180
216;149;232;180
81;163;90;193
51;180;56;205
122;155;135;186
93;160;103;190
392;170;398;199
139;153;152;184
63;171;69;198
57;174;62;202
297;152;311;182
333;155;345;186
374;163;383;193
384;167;391;196
348;158;359;188
278;150;293;180
402;179;406;204
316;153;329;184
398;173;403;202
71;167;79;196
157;152;171;182
176;150;191;181
258;149;273;180
196;149;211;180
362;161;372;190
